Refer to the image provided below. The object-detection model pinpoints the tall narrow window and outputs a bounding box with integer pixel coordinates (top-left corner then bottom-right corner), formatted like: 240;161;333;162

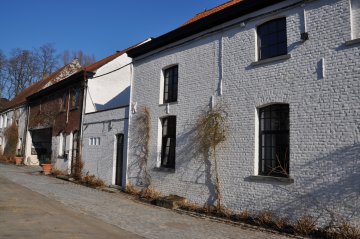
259;104;289;177
70;88;80;109
258;18;287;60
60;92;67;111
58;133;64;156
161;116;176;169
351;0;360;39
163;66;178;103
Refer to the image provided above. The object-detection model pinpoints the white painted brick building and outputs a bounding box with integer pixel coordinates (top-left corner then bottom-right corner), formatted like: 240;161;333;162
127;0;360;227
81;51;132;186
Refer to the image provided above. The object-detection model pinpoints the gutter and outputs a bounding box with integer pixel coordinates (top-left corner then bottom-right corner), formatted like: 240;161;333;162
79;71;90;155
127;0;285;58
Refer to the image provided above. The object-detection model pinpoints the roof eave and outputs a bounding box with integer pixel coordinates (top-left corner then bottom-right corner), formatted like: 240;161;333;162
127;0;285;58
26;70;89;102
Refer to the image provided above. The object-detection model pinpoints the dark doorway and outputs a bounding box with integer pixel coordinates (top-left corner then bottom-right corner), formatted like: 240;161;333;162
115;134;124;186
30;128;52;164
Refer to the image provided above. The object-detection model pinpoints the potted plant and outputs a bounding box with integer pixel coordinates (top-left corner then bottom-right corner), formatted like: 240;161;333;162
41;158;53;175
15;154;23;165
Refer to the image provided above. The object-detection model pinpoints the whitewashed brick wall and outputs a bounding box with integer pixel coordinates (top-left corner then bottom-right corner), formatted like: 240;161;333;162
82;107;129;186
128;0;360;227
352;0;360;39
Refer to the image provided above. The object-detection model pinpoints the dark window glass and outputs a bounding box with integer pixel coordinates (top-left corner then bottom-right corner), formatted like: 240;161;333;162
60;93;67;111
161;116;176;169
163;66;178;103
259;104;289;177
70;88;80;109
258;18;287;60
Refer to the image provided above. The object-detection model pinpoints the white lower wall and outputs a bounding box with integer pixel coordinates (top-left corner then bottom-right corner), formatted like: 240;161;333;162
82;107;129;186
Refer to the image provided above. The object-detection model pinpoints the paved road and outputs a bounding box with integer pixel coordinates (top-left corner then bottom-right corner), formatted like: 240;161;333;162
0;163;292;239
0;176;142;239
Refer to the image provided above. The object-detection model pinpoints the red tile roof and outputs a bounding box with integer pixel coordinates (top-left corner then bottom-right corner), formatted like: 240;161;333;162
182;0;243;26
84;50;126;72
84;40;147;72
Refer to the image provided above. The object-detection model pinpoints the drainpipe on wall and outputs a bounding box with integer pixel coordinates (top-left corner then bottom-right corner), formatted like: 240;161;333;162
66;88;71;124
22;104;30;157
79;71;89;155
124;62;135;188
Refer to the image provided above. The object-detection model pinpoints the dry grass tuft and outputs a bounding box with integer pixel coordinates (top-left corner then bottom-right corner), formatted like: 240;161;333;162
335;222;360;239
141;187;161;200
178;201;199;211
255;211;274;226
273;216;290;231
238;210;251;220
125;182;141;196
294;214;316;236
81;172;105;188
51;168;65;177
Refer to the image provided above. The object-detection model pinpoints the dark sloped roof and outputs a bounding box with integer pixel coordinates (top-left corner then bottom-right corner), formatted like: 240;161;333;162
127;0;285;58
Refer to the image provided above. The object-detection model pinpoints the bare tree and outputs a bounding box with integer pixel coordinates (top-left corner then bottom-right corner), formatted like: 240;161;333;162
35;43;59;79
61;50;96;67
2;44;94;99
6;48;38;98
62;50;71;66
0;50;7;98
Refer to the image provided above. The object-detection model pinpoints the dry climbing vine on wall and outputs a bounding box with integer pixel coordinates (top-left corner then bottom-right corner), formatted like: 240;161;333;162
134;107;151;187
195;103;228;210
4;119;19;159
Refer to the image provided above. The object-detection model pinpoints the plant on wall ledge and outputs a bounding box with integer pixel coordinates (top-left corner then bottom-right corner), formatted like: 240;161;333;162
134;107;151;188
195;103;228;210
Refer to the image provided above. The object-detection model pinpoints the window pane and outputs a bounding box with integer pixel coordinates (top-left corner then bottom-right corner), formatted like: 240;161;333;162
258;18;287;60
161;116;176;168
259;104;289;177
163;66;178;103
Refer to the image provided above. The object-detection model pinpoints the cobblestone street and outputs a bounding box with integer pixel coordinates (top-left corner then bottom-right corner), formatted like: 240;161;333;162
0;163;293;239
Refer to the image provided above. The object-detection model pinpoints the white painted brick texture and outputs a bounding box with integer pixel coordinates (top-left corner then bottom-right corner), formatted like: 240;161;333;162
82;107;129;186
128;0;360;226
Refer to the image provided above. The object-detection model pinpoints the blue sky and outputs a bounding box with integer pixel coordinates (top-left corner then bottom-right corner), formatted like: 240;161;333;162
0;0;226;60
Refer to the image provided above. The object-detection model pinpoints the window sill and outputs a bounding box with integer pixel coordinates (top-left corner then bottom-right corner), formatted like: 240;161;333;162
245;175;294;184
345;38;360;46
153;167;175;173
251;54;291;66
159;101;178;107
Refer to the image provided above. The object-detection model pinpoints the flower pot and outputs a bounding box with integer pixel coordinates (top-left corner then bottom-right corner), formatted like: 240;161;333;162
41;164;52;175
15;157;23;165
